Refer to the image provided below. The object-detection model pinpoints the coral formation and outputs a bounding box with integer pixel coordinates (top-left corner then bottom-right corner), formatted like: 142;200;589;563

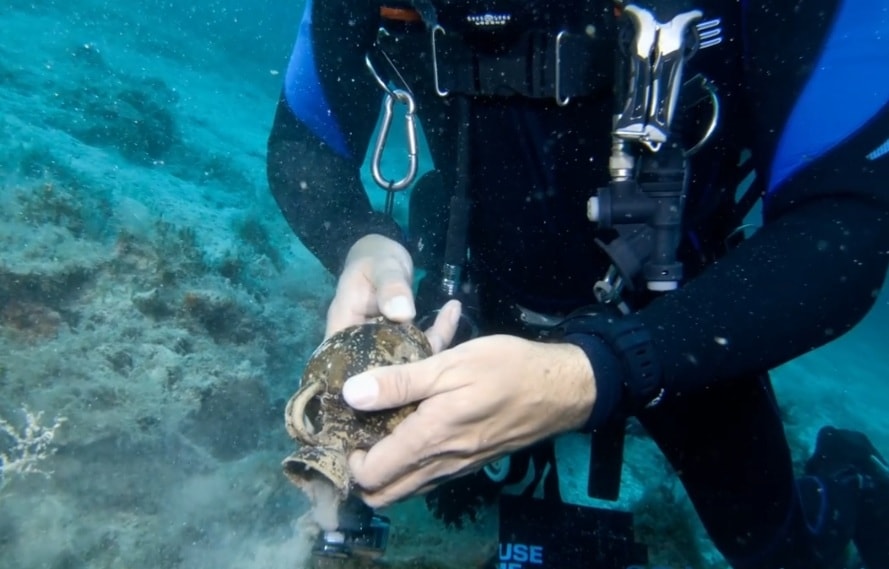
0;406;66;493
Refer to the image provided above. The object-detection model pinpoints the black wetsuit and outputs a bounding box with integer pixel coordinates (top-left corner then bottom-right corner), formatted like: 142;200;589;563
267;1;889;567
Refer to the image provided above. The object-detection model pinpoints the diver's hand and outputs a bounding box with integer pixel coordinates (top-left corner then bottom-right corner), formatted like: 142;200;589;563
326;234;460;353
326;234;415;338
342;335;597;507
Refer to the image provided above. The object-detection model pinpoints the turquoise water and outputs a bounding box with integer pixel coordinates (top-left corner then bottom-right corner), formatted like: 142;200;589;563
0;2;887;568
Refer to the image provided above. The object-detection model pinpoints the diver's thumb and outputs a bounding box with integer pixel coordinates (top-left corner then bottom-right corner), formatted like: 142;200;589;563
372;257;416;323
342;361;431;411
379;292;415;322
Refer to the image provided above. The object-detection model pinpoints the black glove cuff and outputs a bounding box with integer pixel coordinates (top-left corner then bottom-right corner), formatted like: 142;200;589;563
558;313;664;413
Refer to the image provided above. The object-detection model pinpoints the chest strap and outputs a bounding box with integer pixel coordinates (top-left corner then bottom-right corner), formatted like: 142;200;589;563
431;29;613;104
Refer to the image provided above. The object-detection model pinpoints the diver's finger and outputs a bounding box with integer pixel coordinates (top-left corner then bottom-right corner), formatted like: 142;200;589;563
354;468;434;508
346;409;440;494
343;355;444;412
424;300;462;354
352;452;474;508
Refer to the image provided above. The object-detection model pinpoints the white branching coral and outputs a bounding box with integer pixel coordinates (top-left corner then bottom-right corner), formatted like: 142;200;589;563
0;405;66;491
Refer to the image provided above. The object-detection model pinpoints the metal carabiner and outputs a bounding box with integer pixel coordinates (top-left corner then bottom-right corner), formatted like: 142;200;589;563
365;42;420;214
370;88;419;207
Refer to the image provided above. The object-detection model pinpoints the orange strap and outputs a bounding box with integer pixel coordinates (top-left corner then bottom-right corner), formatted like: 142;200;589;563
380;5;423;22
382;4;621;23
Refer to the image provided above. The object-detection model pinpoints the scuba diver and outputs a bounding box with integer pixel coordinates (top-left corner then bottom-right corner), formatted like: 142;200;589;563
266;0;889;567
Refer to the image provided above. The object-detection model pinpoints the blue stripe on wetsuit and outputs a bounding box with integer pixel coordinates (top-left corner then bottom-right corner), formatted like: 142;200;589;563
283;0;351;159
768;0;889;194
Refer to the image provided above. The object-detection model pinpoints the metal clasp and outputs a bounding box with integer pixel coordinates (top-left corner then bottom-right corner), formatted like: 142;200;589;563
365;45;420;214
371;89;418;195
593;265;629;312
614;5;704;152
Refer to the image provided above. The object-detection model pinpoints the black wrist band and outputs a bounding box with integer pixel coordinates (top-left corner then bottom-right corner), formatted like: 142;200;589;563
558;313;664;412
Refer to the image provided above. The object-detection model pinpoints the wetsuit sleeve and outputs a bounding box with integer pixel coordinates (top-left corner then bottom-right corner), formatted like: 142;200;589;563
266;0;405;275
569;0;889;427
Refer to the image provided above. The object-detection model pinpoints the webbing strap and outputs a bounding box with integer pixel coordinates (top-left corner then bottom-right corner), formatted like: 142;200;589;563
433;30;611;101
